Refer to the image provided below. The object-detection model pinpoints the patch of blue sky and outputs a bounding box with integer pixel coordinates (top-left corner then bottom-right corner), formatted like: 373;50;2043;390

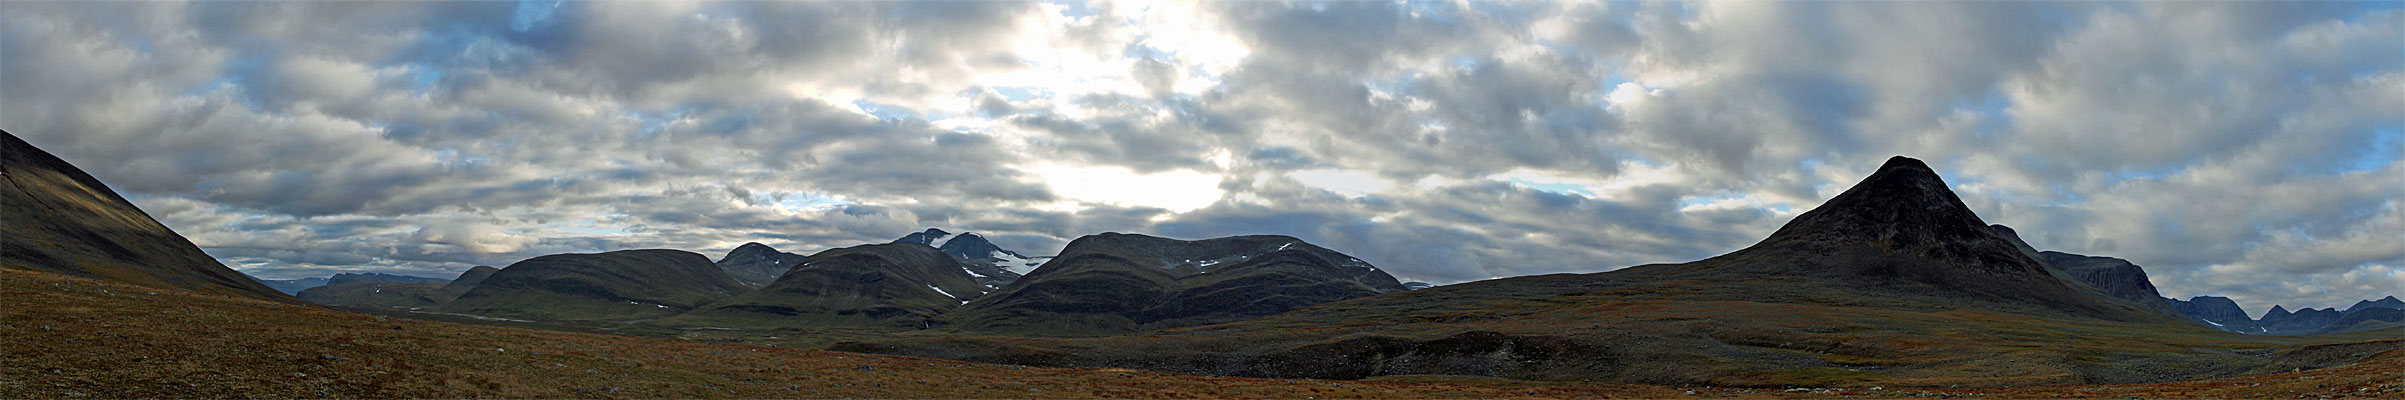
387;27;542;75
1507;178;1597;197
753;192;852;213
1121;42;1174;61
1448;56;1481;70
627;106;694;139
1405;0;1463;22
2327;129;2401;174
511;0;565;32
704;107;759;135
1047;0;1102;19
990;86;1054;101
407;65;443;96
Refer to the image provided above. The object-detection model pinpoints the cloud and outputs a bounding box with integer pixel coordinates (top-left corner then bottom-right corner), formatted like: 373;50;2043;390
3;1;2397;311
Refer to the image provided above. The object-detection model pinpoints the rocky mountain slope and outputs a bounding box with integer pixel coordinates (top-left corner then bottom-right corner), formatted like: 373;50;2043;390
666;243;988;329
442;250;747;321
0;130;292;303
891;228;1051;287
937;232;1407;335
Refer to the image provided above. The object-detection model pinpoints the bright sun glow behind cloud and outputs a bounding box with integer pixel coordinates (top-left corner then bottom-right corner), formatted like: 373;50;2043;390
1029;164;1224;212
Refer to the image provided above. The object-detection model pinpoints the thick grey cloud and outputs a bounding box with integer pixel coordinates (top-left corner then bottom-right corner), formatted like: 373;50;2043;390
2;1;2395;314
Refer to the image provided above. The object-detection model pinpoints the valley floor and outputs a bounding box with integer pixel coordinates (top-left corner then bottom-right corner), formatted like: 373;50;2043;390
3;268;2398;399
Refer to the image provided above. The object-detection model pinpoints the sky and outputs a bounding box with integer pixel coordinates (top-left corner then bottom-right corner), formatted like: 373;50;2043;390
2;1;2398;316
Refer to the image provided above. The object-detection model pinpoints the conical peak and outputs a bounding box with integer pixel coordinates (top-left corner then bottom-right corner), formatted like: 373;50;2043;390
1758;155;1995;248
1877;155;1934;174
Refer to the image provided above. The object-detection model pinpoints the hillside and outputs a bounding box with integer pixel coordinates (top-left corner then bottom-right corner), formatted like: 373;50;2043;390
441;250;748;321
938;233;1407;335
665;243;989;329
0;130;291;303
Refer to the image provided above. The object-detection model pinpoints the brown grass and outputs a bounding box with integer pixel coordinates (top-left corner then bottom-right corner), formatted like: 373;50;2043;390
3;268;2396;399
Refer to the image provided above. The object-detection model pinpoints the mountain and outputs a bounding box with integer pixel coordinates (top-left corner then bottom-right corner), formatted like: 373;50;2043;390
2321;307;2404;334
845;156;2236;385
440;265;501;296
325;272;447;286
1617;157;2168;322
1402;281;1433;290
298;281;451;309
442;249;748;321
891;229;1052;288
2167;296;2265;333
665;243;988;329
2344;296;2404;313
299;266;501;309
2259;306;2346;335
0;130;292;303
252;276;332;295
715;242;807;287
1987;225;2191;321
937;233;1407;335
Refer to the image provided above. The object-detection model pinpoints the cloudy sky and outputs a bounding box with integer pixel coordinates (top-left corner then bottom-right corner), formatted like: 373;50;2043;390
4;1;2398;315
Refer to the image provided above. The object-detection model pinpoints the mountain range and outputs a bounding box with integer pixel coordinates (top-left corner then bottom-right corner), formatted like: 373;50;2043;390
5;128;2397;394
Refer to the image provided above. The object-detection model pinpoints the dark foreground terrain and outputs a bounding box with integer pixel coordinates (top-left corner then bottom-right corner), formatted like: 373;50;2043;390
5;268;2401;399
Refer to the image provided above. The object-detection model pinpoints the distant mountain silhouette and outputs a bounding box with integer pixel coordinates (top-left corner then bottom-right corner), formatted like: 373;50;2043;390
252;276;331;295
669;243;988;329
2168;296;2265;333
443;249;747;321
300;266;500;309
715;242;806;287
0;130;292;302
325;272;446;286
939;233;1406;335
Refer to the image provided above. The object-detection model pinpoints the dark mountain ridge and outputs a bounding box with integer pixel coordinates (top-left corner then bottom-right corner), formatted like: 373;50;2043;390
668;243;988;328
443;249;747;321
325;272;447;286
938;232;1406;335
0;130;292;303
